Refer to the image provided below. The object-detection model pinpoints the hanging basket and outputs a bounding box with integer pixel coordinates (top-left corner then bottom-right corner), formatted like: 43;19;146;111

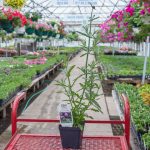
15;26;25;35
0;19;14;33
133;27;140;34
25;27;35;35
59;34;64;39
47;31;53;37
42;31;48;36
51;31;57;38
35;29;43;37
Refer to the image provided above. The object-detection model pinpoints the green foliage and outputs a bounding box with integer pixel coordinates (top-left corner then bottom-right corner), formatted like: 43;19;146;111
124;3;143;28
58;47;80;54
14;55;40;60
114;83;150;149
56;9;102;129
0;19;14;33
37;47;80;54
139;84;150;94
25;26;35;35
67;32;79;42
96;53;150;77
0;55;67;101
142;131;150;149
133;24;150;43
25;12;42;22
138;84;150;105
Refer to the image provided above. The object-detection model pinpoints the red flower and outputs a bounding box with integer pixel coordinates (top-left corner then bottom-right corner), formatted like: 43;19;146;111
1;7;27;27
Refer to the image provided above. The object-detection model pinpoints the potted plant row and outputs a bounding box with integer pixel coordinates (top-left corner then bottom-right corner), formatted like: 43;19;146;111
0;54;67;107
114;83;150;149
97;54;150;80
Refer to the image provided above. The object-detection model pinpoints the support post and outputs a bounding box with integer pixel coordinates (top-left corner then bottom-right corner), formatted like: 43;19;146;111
142;36;149;84
122;94;130;148
3;107;6;118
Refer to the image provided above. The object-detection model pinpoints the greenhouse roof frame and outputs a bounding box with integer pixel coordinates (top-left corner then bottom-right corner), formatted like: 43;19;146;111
22;0;130;24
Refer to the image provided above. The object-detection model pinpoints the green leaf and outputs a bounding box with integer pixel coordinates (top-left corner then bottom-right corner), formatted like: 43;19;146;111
91;108;99;112
76;31;91;38
80;53;88;57
85;114;94;119
91;16;99;21
72;74;83;87
66;65;75;77
92;100;102;112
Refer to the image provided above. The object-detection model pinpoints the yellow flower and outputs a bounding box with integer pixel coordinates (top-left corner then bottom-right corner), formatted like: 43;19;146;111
5;0;26;9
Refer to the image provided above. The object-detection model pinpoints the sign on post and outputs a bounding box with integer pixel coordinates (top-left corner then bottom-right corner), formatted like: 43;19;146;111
53;0;97;5
53;0;69;5
74;0;97;5
142;36;150;84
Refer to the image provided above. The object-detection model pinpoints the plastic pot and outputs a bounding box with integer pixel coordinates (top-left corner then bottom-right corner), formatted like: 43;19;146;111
59;125;83;149
26;27;35;35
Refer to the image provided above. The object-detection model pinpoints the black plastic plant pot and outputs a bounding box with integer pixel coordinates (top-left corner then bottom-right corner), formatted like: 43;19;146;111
0;20;14;33
0;100;4;107
25;27;35;35
59;125;83;149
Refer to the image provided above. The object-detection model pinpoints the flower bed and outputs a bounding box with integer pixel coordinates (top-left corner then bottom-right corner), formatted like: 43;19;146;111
114;83;150;149
0;54;67;106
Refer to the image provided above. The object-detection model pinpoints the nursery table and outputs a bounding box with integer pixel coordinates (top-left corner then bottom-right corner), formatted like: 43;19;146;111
5;93;130;150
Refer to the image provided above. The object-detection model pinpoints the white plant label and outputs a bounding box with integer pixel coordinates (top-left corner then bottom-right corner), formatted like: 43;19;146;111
59;103;73;127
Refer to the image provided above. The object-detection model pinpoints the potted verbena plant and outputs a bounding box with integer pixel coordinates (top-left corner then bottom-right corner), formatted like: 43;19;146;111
56;5;102;149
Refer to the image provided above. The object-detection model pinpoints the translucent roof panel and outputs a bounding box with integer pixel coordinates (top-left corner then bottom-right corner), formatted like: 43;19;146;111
22;0;130;24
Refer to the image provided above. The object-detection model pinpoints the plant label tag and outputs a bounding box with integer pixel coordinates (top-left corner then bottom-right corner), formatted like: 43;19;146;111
59;103;73;127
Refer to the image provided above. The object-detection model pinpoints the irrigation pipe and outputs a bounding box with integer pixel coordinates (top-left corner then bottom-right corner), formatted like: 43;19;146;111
23;80;51;112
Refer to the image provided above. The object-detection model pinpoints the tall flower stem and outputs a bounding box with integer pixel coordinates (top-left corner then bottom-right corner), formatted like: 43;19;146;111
78;7;94;109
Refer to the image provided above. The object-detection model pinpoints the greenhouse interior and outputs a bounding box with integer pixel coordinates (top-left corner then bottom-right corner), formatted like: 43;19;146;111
0;0;150;150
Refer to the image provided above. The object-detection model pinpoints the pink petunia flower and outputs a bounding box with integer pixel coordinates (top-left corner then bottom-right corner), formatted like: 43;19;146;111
140;9;145;15
125;5;135;16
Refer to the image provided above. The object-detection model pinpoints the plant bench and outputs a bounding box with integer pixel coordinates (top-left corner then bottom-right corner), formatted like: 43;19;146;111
5;134;128;150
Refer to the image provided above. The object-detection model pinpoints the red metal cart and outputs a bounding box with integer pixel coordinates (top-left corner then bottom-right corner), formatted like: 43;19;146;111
4;92;130;150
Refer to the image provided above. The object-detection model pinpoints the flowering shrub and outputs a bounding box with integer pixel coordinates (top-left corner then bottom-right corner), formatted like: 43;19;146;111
48;20;66;38
35;22;53;37
5;0;26;10
58;21;66;38
0;8;27;31
98;0;150;43
25;12;42;22
25;20;36;35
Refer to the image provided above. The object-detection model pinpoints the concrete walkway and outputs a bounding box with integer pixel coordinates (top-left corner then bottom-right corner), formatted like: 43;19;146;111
18;52;112;135
0;52;112;149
